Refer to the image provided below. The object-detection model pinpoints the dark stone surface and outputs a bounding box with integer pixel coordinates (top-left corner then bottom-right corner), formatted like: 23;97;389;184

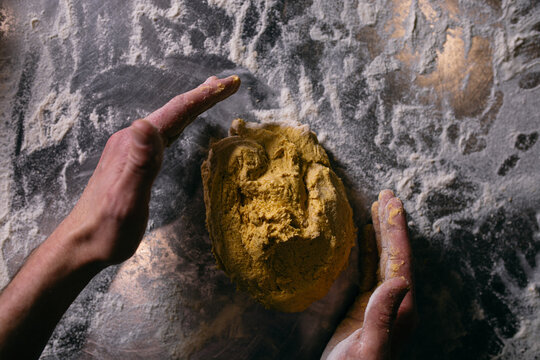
0;0;539;359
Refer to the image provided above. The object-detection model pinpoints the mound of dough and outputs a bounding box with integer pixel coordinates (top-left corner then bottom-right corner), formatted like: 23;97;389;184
201;119;356;312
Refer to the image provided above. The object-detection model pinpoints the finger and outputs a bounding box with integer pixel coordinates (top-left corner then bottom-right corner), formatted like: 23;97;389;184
380;196;417;359
371;201;382;255
119;119;164;195
382;197;411;283
383;198;418;355
377;189;394;280
360;277;409;359
371;201;383;281
321;224;382;360
377;189;395;211
145;75;241;146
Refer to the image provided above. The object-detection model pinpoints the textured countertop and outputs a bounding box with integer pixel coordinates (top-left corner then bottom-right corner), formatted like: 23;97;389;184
0;1;539;359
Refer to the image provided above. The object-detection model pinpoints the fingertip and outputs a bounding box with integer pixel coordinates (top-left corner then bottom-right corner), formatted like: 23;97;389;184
386;196;403;209
192;75;240;105
367;277;409;310
384;197;406;228
377;190;395;220
378;189;394;202
398;275;411;289
228;74;241;86
201;74;241;92
145;75;240;147
385;275;409;296
219;74;242;95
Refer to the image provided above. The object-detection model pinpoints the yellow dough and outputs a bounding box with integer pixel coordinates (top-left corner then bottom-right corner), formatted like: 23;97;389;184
201;119;356;312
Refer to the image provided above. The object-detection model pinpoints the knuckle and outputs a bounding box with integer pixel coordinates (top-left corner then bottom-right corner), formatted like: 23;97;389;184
128;137;163;173
129;150;152;171
129;151;161;176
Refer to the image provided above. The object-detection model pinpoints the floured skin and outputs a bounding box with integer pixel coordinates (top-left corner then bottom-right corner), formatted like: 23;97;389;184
201;119;356;312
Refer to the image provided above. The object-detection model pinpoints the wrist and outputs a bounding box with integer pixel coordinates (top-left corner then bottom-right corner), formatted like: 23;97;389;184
47;218;108;278
0;215;105;359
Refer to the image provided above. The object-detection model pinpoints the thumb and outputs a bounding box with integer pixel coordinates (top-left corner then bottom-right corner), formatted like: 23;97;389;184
360;277;409;359
121;119;164;194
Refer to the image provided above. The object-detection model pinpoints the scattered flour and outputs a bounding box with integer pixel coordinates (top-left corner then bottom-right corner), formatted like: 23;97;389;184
493;252;540;359
0;5;18;288
0;0;538;358
251;87;302;126
125;0;187;65
21;89;82;153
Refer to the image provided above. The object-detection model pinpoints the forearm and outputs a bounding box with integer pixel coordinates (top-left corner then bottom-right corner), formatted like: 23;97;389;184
0;224;105;359
0;75;240;359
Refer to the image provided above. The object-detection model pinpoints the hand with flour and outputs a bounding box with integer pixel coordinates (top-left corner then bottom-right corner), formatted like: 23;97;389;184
0;75;241;359
322;190;418;360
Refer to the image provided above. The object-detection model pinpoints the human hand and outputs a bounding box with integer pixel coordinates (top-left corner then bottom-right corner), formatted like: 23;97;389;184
55;75;241;267
0;75;240;359
321;190;417;360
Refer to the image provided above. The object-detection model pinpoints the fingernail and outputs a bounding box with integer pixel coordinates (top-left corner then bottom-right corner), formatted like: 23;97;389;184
229;74;240;83
378;189;395;201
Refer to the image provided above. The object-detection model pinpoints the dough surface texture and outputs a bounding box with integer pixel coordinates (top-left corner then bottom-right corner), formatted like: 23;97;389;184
201;119;356;312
